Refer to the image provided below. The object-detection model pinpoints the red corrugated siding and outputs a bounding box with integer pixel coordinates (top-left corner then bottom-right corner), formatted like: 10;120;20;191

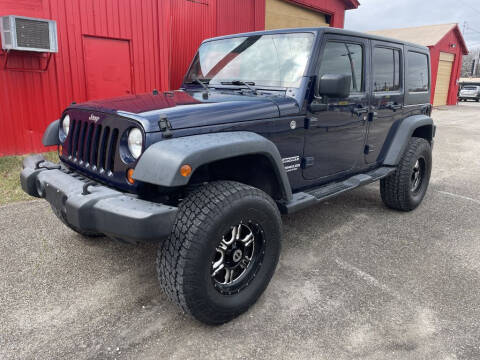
169;0;216;89
0;0;169;156
0;0;349;155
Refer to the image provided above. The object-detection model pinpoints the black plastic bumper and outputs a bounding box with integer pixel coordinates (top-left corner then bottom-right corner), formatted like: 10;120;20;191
20;155;178;243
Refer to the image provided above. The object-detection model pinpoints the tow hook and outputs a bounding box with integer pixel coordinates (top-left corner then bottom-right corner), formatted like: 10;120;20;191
35;159;61;171
82;181;98;195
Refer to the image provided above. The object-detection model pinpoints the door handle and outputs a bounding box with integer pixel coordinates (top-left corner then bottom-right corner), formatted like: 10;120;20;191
386;103;402;111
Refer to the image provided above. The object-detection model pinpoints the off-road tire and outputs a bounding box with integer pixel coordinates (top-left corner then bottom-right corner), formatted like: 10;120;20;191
380;137;432;211
157;181;282;325
50;205;104;237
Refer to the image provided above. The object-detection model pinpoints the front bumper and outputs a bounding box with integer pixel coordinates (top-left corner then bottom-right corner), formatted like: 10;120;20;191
20;155;178;243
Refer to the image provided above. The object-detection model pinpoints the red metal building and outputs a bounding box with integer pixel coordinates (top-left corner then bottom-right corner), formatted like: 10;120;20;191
0;0;358;156
369;24;468;106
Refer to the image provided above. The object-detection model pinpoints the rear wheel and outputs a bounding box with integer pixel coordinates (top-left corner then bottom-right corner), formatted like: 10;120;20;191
380;137;432;211
157;181;282;325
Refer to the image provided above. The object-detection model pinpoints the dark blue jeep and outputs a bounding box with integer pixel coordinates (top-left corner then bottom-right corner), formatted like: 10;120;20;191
21;27;435;325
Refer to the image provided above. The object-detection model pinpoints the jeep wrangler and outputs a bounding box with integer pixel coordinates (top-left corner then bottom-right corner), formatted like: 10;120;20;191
21;28;435;325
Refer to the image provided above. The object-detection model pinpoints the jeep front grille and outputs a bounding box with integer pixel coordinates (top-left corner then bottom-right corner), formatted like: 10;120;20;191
67;118;119;174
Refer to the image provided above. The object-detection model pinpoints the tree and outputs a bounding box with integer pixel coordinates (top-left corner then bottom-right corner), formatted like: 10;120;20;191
462;47;480;78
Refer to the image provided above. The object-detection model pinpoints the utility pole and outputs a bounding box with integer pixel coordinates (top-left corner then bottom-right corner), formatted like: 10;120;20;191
463;21;467;35
473;51;480;77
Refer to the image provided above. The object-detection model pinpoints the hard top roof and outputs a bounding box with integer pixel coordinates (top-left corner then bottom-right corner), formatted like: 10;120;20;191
203;27;430;52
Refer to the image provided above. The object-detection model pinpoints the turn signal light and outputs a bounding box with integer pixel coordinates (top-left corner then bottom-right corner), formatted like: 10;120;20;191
58;144;63;155
126;168;135;184
180;164;192;177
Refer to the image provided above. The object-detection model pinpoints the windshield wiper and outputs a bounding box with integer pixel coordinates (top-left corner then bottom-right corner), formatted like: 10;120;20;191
186;77;210;91
221;80;257;94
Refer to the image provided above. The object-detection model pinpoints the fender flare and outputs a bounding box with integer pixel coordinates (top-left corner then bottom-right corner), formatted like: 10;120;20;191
382;115;434;166
133;131;293;201
42;119;60;146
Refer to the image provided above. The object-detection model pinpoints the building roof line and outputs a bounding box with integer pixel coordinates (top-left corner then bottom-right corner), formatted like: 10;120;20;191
368;23;468;55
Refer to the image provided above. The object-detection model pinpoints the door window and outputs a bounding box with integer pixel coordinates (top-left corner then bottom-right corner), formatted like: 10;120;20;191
318;41;363;92
407;51;429;93
373;47;401;92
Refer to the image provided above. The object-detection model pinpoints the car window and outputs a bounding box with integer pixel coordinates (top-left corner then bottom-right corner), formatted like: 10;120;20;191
186;33;315;88
407;51;429;93
318;41;363;92
463;86;478;90
373;47;401;92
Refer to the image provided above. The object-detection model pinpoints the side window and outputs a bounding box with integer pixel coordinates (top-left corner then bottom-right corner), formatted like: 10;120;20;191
373;47;401;92
318;41;363;92
407;51;429;93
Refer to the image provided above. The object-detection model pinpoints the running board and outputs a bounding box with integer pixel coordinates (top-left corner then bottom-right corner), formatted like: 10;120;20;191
280;167;396;214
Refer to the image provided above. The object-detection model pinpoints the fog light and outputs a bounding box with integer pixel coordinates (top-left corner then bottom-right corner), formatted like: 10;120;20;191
180;164;192;177
126;168;135;184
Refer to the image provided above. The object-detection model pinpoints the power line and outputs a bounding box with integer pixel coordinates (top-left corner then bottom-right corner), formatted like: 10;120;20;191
457;0;480;15
466;24;480;35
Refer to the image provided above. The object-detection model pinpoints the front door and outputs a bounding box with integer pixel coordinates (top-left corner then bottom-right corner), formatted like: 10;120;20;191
303;35;370;181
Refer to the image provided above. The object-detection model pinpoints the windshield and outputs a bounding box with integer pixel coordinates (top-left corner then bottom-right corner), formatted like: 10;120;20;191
185;33;315;88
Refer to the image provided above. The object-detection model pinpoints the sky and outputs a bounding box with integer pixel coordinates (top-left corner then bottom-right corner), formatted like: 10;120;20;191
344;0;480;50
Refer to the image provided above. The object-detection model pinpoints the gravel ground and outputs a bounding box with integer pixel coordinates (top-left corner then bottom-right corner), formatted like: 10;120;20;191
1;103;479;360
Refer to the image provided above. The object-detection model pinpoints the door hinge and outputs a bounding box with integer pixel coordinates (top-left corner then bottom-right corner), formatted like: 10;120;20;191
302;156;314;169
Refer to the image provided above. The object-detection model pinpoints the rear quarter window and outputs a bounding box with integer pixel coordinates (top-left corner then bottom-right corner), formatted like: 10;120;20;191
407;51;429;93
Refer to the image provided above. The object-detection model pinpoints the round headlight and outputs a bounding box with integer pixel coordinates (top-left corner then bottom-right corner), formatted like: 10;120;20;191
60;114;70;141
127;128;143;159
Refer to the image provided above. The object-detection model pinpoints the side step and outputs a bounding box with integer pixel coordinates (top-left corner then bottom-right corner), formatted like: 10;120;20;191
281;167;396;214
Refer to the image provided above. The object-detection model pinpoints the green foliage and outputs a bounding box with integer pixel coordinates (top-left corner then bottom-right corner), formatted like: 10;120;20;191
0;152;58;205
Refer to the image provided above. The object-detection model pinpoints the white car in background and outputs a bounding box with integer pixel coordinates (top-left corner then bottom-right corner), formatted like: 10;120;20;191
459;85;480;102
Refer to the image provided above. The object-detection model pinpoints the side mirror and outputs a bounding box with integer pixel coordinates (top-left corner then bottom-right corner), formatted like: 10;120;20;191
316;74;351;99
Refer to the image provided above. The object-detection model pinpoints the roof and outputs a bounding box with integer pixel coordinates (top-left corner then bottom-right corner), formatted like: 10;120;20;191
367;23;468;55
205;27;428;51
342;0;360;10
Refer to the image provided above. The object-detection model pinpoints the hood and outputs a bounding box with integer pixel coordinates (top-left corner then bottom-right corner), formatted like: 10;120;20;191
70;90;300;132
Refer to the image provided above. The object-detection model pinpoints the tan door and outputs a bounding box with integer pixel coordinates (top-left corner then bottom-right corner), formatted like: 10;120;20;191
433;52;455;106
265;0;329;30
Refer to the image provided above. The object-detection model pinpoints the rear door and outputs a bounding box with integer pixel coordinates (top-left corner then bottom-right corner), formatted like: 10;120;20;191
366;41;404;163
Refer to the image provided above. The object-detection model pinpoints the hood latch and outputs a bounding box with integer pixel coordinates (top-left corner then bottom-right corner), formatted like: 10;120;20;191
159;115;173;138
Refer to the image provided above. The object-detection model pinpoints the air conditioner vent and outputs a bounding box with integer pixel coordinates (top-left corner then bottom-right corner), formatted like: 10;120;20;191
0;15;57;53
16;18;51;50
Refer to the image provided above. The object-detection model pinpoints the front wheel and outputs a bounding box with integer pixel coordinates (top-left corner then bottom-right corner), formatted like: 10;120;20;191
157;181;282;325
380;137;432;211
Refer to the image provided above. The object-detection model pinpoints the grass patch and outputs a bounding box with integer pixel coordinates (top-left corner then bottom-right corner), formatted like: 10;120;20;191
0;152;58;205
